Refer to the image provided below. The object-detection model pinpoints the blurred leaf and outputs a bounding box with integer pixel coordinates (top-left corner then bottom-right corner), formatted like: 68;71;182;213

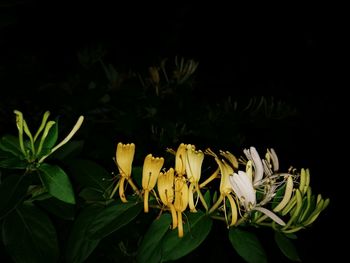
2;203;59;263
229;228;267;263
271;184;286;209
204;190;211;207
79;187;107;202
36;197;75;220
0;135;23;157
50;140;84;160
67;159;111;193
66;205;104;263
137;213;172;263
88;200;143;239
0;173;31;219
274;232;301;262
38;163;75;204
162;211;213;261
0;153;27;169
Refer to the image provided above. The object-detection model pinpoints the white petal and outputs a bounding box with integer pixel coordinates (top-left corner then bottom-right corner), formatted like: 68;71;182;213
254;206;286;226
250;147;264;186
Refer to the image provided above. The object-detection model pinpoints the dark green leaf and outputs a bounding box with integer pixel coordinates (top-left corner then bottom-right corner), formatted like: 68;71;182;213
79;187;106;202
50;140;84;160
0;173;31;218
137;213;172;263
66;205;104;263
67;159;111;193
162;211;213;261
2;203;59;263
36;197;75;220
0;155;27;169
88;200;143;239
229;228;267;263
272;184;286;209
0;135;24;157
38;163;75;204
132;166;143;189
274;232;301;262
204;189;211;207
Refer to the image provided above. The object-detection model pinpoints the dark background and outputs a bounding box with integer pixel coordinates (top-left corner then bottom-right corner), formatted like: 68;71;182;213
0;1;346;262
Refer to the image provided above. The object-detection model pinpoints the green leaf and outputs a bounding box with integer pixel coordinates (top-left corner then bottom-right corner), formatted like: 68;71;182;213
274;232;301;262
41;120;58;150
0;154;27;169
229;228;267;263
87;200;143;239
137;213;172;263
204;189;211;207
36;197;75;220
79;187;106;202
0;173;31;219
272;184;286;209
2;203;59;263
38;163;75;204
66;205;104;263
67;159;111;193
162;211;213;261
0;135;24;157
50;140;84;160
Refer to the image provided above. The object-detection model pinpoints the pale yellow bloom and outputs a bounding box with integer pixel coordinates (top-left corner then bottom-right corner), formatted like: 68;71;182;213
113;143;137;203
174;176;189;237
158;168;177;229
142;154;164;212
175;143;187;176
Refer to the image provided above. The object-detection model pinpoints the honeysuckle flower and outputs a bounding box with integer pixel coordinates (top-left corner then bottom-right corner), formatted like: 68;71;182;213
206;149;238;227
111;142;139;202
157;168;177;229
175;143;187;176
229;171;286;226
243;146;264;187
185;145;207;211
142;154;164;212
174;176;189;237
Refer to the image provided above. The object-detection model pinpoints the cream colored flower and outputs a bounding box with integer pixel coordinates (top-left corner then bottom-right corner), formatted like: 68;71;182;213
142;154;164;212
158;168;177;229
174;176;189;237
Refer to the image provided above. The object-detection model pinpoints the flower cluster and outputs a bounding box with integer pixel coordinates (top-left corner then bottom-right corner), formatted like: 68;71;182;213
111;142;329;237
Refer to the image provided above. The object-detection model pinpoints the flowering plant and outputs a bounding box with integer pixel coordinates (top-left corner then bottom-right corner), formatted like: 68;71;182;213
0;106;329;263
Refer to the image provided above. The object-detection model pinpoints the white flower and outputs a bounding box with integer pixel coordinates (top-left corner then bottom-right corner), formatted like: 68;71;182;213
243;147;263;187
229;171;286;226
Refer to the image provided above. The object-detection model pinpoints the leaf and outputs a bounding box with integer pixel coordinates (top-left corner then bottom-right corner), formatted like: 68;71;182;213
0;173;31;219
0;155;27;169
67;159;111;193
274;232;301;262
0;135;24;157
36;197;75;220
50;140;84;160
38;163;75;204
79;187;106;202
229;228;267;263
2;203;59;263
66;205;104;263
87;200;143;239
162;211;213;261
137;214;172;263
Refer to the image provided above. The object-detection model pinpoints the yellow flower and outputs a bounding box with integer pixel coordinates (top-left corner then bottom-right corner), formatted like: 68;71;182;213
174;176;189;237
142;154;164;212
112;142;139;203
175;143;187;176
185;145;207;212
206;148;238;227
158;168;177;229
